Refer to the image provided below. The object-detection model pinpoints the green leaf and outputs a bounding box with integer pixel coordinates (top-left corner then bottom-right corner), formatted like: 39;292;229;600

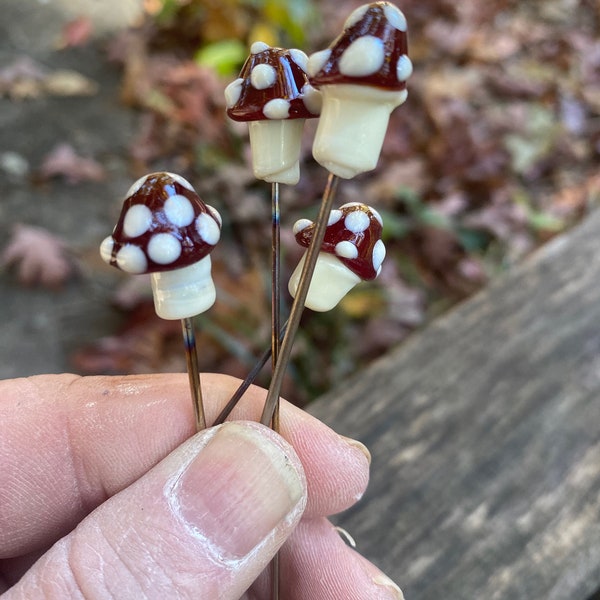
377;208;412;239
154;0;182;26
260;0;317;45
457;228;491;253
527;211;564;232
194;39;247;76
503;105;560;174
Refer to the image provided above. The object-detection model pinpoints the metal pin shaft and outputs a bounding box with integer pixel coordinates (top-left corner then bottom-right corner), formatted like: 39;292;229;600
260;173;339;426
181;317;205;431
211;322;287;426
271;181;281;433
270;180;283;600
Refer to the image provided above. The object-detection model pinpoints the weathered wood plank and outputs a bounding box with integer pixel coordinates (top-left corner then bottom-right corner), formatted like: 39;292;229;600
309;210;600;599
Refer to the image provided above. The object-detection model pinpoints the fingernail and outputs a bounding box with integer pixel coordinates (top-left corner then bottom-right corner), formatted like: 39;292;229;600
172;422;305;560
340;434;371;465
372;574;405;599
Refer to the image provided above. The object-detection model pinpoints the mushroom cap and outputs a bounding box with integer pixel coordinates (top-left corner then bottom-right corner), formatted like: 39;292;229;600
308;2;410;92
293;202;385;280
100;172;221;275
225;43;321;122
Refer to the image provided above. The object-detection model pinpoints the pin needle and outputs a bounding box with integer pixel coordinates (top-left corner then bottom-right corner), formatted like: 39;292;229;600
261;173;339;426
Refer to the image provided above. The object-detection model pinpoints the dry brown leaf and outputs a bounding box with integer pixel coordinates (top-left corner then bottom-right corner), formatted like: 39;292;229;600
0;56;48;99
365;159;428;201
56;16;94;49
467;30;520;62
464;188;529;241
1;224;73;288
38;143;106;183
0;56;97;99
43;70;98;96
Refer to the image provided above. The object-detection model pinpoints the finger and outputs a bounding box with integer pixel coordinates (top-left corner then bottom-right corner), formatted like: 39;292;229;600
0;373;369;557
5;422;306;600
212;375;371;519
248;518;404;600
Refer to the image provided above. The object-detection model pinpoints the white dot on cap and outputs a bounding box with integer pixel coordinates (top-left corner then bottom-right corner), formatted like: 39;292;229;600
327;210;343;226
148;233;181;265
251;63;277;90
397;55;413;82
289;48;309;72
125;174;148;198
207;204;222;227
307;49;331;77
301;84;322;115
264;98;290;119
164;194;195;227
166;172;195;192
123;204;153;238
293;218;312;235
343;4;369;30
116;244;147;274
339;36;385;78
372;239;386;272
99;236;114;264
196;213;220;245
344;210;371;233
225;78;244;108
335;240;359;259
384;3;407;31
251;41;270;54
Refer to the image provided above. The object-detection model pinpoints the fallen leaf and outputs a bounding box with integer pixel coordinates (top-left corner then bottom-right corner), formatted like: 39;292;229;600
0;56;97;99
464;188;529;241
1;224;73;288
43;69;98;96
56;16;94;49
0;56;48;99
365;159;428;201
424;19;474;57
38;143;106;183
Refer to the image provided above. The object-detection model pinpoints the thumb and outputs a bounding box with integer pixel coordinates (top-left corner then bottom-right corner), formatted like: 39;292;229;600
8;422;306;599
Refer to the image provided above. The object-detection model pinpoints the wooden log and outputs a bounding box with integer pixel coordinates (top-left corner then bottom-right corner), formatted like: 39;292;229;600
308;209;600;599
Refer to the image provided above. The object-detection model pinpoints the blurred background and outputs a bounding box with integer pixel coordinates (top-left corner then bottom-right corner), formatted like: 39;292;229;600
1;0;598;406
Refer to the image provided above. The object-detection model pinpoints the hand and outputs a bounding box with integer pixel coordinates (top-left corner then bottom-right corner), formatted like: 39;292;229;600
0;373;403;599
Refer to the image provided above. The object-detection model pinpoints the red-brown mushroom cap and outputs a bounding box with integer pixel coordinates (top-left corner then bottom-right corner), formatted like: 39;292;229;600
293;202;385;280
225;42;321;122
307;2;411;91
100;172;221;275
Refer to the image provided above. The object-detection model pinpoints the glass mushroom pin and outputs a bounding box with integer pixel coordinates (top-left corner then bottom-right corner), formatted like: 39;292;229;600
225;43;322;443
289;202;385;312
308;1;412;179
225;42;321;185
99;172;222;430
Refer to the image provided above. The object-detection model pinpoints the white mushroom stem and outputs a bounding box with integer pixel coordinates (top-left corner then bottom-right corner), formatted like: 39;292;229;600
248;119;305;185
312;84;408;179
288;251;361;312
151;255;216;320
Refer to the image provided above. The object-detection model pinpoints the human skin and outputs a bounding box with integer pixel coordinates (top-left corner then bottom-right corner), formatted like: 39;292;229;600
0;373;403;599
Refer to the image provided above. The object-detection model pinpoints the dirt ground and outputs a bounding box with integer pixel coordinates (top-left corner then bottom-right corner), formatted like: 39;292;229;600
0;0;143;379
